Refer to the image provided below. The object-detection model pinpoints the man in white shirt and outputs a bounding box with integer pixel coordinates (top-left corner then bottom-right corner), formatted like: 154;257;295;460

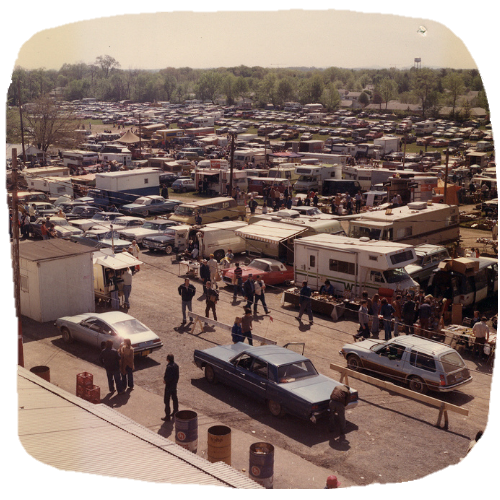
472;316;489;356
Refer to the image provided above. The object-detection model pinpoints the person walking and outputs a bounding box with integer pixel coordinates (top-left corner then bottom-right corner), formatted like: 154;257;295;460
241;308;254;345
243;274;255;310
178;278;196;325
99;340;124;394
253;275;269;314
162;353;179;421
129;240;140;259
232;262;243;301
119;338;134;390
205;281;219;322
354;300;370;340
328;384;351;437
161;183;169;199
296;280;313;325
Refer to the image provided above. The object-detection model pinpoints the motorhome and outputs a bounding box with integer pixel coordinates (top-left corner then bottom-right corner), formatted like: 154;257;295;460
293;165;342;192
23;175;74;198
414;121;438;136
268;165;300;182
348;202;460;245
234;149;266;168
62;150;99;169
301;153;349;167
170;197;246;225
294;234;418;297
373;136;400;155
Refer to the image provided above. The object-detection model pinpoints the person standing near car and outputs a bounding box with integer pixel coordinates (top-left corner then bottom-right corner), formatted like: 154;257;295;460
380;298;395;341
178;278;196;325
328;384;351;436
296;280;313;325
99;340;124;394
392;295;402;336
162;353;179;421
232;262;243;301
161;183;169;199
253;275;269;315
200;259;210;296
243;274;255;310
119;338;134;390
241;308;254;345
208;254;219;288
122;267;133;308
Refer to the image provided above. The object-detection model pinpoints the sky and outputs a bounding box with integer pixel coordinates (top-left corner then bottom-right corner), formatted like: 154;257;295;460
12;10;477;71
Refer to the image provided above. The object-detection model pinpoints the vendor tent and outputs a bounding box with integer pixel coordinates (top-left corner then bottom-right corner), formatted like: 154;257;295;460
117;130;141;144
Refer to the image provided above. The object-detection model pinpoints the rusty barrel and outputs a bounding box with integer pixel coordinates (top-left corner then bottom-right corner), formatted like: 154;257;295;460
30;366;50;382
249;442;274;489
174;410;198;453
207;425;231;465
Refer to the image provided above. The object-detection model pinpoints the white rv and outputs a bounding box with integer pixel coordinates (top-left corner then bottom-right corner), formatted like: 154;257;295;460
293;164;342;192
294;234;418;297
348;202;460;245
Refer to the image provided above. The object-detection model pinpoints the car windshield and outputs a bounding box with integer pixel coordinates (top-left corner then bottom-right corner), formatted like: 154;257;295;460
248;260;270;272
133;198;148;205
277;360;318;383
92;213;109;220
113;319;150;335
102;231;121;240
142;222;161;230
55;219;69;226
383;268;410;283
440;351;466;373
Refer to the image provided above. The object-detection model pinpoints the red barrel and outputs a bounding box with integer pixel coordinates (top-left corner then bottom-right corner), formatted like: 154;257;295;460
30;366;50;382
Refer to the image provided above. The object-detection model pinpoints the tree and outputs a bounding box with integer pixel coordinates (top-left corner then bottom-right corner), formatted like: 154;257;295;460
358;91;370;108
320;83;341;112
95;55;121;78
411;68;438;118
195;71;223;103
160;70;178;102
221;73;237;105
22;94;78;152
443;72;465;118
275;78;294;106
378;78;398;109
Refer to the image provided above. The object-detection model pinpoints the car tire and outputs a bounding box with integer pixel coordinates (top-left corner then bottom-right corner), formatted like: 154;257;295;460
408;376;428;394
346;354;362;371
182;187;187;193
164;244;173;255
204;365;217;384
61;327;73;344
267;399;286;417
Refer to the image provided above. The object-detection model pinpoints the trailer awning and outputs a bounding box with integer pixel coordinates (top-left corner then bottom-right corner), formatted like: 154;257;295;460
235;221;307;244
93;249;142;270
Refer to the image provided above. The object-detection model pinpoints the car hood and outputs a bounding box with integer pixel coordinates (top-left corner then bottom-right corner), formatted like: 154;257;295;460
120;228;157;236
143;234;175;242
57;225;83;236
343;338;385;352
122;204;147;210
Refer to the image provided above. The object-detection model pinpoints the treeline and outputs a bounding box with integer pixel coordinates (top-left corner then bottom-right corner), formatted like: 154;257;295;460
8;55;488;117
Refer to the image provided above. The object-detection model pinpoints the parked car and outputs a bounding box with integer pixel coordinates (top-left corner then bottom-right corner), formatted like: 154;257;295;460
339;335;472;394
222;258;294;286
58;200;92;214
120;195;182;217
55;311;163;357
142;227;180;254
194;343;358;422
119;218;180;244
70;229;132;251
69;211;125;231
106;216;145;230
31;217;84;239
65;205;103;221
27;202;59;218
172;177;196;193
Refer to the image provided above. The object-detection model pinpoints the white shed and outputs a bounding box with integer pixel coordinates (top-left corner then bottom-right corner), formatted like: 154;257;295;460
19;240;96;323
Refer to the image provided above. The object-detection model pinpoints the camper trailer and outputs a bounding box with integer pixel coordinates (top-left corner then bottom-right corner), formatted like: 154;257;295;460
293;165;341;192
294;234;418;297
348;202;460;245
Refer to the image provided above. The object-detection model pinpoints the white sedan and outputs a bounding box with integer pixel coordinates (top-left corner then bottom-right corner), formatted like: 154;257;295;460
55;311;163;356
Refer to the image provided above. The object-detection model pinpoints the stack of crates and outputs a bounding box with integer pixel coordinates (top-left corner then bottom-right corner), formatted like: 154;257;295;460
76;372;100;404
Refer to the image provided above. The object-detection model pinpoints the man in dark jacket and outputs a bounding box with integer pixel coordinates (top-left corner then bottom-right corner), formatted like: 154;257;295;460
205;281;219;322
99;340;124;394
243;274;255;310
328;384;350;435
162;353;179;421
296;280;313;325
178;278;196;325
199;259;211;295
402;294;416;335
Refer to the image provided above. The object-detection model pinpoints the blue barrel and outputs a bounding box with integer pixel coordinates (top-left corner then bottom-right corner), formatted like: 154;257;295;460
249;442;274;489
174;410;198;453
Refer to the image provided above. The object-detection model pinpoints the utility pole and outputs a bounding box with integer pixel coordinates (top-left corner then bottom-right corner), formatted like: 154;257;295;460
12;149;24;367
229;131;236;197
444;149;449;204
17;80;26;164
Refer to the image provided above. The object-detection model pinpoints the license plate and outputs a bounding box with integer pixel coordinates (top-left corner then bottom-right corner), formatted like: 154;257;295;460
141;349;151;356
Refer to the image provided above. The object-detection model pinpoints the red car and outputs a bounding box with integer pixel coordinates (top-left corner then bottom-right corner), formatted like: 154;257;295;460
222;258;294;286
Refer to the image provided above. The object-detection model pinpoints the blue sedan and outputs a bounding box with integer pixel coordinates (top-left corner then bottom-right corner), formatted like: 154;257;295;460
194;344;358;423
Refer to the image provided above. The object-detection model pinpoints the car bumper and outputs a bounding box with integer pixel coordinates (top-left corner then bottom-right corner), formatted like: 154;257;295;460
433;376;473;392
133;342;163;356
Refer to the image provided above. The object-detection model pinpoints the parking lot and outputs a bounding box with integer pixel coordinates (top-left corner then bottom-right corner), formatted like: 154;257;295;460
19;237;496;487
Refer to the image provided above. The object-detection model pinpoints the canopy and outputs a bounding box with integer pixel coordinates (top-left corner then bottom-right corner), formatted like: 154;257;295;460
117;129;141;144
235;221;307;244
93;249;142;270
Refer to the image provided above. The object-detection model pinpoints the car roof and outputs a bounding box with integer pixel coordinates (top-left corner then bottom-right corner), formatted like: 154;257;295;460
95;311;134;324
239;345;307;366
389;335;455;356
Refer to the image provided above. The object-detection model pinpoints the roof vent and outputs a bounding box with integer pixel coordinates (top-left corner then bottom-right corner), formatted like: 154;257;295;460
408;202;427;210
359;237;370;242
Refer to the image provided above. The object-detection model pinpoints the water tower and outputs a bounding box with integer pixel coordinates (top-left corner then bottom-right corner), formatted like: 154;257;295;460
414;58;421;70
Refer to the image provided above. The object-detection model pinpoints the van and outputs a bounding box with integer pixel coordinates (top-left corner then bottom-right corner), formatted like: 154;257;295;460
170;197;246;225
404;244;450;285
322;179;361;197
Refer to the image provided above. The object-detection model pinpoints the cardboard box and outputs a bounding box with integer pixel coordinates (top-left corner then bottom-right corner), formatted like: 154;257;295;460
450;258;479;275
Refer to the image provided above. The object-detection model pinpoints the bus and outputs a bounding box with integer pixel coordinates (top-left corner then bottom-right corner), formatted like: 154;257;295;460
169;197;247;225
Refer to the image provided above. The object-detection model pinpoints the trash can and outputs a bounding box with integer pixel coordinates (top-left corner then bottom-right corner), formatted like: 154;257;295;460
174;410;198;453
249;442;274;489
30;366;50;382
207;425;231;465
